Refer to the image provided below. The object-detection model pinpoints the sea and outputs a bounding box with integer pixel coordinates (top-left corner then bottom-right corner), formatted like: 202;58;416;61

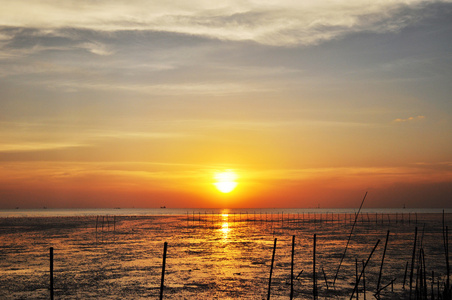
0;208;451;299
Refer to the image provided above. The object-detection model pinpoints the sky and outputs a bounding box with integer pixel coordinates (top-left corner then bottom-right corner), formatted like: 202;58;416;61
0;0;451;209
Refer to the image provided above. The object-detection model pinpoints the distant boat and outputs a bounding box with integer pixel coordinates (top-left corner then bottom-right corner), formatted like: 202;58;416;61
160;206;166;209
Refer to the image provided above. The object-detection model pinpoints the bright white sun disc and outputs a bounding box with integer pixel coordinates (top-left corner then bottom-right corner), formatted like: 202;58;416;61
214;181;238;193
213;170;238;193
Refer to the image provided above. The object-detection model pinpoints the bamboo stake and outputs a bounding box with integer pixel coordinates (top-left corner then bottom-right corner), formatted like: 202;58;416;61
443;209;450;298
50;247;54;300
377;231;390;294
362;260;366;300
349;239;380;300
333;192;368;286
403;261;408;289
160;242;168;300
355;259;359;300
448;225;451;298
373;278;397;297
410;227;418;299
422;248;427;299
322;267;329;290
267;238;277;300
432;271;434;300
291;235;295;300
314;234;317;300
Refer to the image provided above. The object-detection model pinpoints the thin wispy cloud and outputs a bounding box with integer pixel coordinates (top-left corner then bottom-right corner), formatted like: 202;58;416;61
393;115;425;123
0;0;449;46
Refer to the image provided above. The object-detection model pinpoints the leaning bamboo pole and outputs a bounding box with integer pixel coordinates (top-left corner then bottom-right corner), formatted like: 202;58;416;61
376;230;390;294
290;235;295;299
410;227;418;299
333;192;368;286
349;239;380;300
267;238;277;300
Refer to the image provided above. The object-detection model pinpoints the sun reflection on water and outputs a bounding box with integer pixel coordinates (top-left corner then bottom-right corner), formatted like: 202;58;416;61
221;213;230;237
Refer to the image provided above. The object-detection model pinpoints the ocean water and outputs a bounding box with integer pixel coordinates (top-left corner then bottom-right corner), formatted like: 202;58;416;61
0;208;451;299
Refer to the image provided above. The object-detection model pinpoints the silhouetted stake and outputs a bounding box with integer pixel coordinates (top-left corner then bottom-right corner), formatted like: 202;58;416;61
355;259;358;300
422;248;427;299
377;231;390;294
448;225;451;298
349;239;380;300
334;192;368;286
322;267;329;290
50;247;54;300
362;260;366;300
374;278;397;297
443;209;450;297
295;270;303;281
267;238;277;300
160;242;168;300
290;235;295;299
403;261;408;289
410;227;418;299
431;271;434;300
436;278;440;299
313;234;317;300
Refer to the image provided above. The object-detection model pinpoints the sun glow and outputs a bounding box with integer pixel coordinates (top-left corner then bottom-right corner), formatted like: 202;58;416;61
214;170;238;193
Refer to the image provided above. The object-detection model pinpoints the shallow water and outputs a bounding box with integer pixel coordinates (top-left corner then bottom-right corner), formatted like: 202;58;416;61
0;211;451;299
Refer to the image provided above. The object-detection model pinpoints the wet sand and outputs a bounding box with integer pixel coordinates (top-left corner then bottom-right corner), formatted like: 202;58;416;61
0;212;450;299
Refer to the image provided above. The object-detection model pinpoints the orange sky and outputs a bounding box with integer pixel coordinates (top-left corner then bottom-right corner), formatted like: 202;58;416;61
0;1;451;208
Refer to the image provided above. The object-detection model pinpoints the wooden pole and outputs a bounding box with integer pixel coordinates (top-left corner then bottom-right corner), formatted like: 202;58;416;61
334;192;368;286
313;234;317;300
443;209;450;297
403;261;408;289
50;247;54;300
431;271;434;300
374;278;397;297
349;239;380;300
355;258;359;300
446;225;450;299
322;267;329;290
410;227;418;299
160;242;168;300
267;238;277;300
377;231;390;293
290;235;295;299
362;260;366;300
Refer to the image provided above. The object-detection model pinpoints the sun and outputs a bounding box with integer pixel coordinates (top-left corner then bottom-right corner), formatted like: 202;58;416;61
213;170;238;193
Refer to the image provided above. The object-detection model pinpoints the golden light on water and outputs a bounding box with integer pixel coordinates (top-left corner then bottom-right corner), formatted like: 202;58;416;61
221;221;229;235
213;170;238;193
221;213;230;235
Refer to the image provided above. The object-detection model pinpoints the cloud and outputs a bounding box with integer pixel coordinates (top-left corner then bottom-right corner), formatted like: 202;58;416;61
79;42;113;56
0;1;450;46
393;115;425;123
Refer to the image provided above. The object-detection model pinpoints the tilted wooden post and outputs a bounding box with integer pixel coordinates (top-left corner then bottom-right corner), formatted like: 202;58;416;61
160;242;168;300
50;247;54;300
